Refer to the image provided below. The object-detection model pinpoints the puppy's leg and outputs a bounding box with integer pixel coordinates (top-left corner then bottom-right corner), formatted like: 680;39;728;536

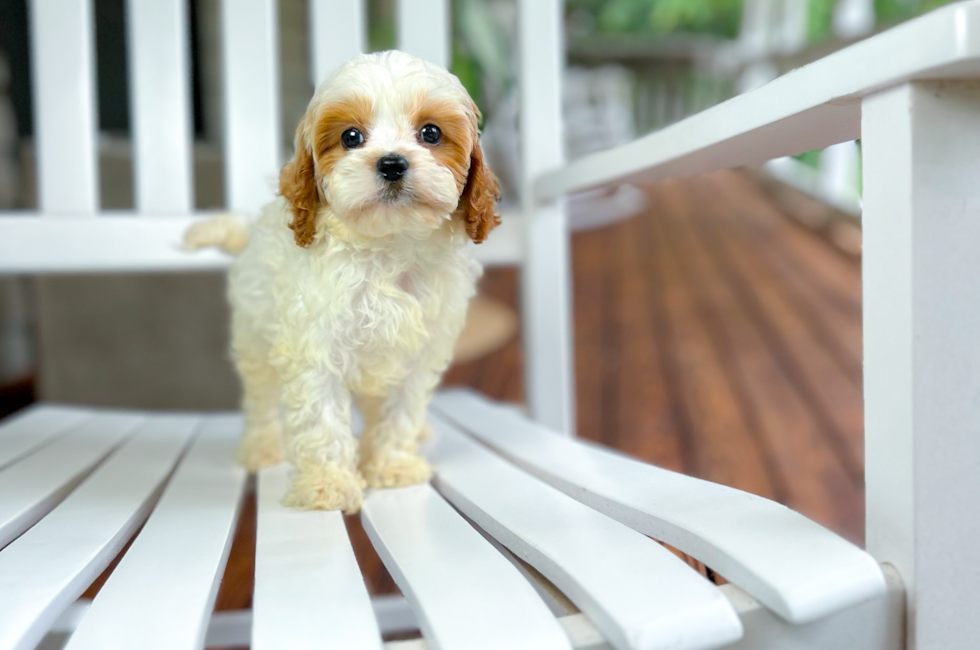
279;370;364;513
359;380;434;489
234;357;285;471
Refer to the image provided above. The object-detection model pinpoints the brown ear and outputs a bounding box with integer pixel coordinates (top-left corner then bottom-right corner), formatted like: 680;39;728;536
279;125;320;248
454;136;501;243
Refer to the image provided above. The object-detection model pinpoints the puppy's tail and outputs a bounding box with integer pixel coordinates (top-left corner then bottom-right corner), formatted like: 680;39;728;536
183;214;250;255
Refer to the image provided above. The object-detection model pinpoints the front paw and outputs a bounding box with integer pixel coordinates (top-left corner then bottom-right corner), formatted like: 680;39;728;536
360;452;433;489
282;458;366;513
235;423;285;471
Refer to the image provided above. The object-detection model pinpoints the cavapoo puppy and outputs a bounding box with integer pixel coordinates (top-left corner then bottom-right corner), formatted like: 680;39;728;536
185;51;499;513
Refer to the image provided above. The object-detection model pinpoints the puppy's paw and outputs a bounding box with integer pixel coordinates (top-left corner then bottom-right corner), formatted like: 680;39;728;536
282;460;366;513
415;422;433;444
361;452;433;489
235;424;285;472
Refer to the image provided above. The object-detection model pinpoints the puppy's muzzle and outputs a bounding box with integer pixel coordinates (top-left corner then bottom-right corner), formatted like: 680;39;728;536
377;154;409;183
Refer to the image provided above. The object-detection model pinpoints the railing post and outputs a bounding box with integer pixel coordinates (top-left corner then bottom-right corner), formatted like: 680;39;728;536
862;80;980;650
396;0;450;70
517;0;575;435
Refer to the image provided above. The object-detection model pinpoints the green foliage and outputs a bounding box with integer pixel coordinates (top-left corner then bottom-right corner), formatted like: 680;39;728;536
571;0;961;41
568;0;743;38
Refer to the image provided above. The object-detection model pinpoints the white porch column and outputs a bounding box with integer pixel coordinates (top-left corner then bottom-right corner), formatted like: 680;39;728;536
862;80;980;650
517;0;575;435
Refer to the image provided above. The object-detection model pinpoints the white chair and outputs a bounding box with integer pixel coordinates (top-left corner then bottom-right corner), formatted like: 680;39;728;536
1;1;977;649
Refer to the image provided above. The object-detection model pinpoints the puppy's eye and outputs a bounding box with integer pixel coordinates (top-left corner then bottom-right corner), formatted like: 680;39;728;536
419;124;441;145
341;128;364;149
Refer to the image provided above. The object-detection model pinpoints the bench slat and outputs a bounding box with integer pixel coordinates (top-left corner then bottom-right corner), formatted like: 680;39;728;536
28;0;98;213
432;390;886;624
221;0;282;213
0;404;92;470
126;0;194;213
0;415;199;650
429;413;743;650
64;415;244;650
253;464;382;650
0;412;143;549
535;1;980;201
362;484;570;650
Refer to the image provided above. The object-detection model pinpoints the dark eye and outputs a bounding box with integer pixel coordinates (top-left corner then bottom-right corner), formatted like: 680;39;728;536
341;128;364;149
419;124;441;145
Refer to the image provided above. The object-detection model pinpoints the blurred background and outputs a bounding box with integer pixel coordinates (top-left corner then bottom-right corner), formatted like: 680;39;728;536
0;0;962;600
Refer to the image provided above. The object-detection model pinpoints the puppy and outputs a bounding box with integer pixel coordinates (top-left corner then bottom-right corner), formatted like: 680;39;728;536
185;51;499;513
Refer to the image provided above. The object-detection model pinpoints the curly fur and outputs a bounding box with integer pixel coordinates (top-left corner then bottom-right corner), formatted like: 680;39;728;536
186;51;496;512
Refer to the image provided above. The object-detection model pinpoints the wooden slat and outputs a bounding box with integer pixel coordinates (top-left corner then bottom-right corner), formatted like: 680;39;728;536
0;404;91;470
126;0;194;213
432;390;886;624
0;415;200;650
64;415;244;650
221;0;282;213
654;179;862;537
309;0;365;86
535;2;980;201
252;464;382;650
0;412;143;549
428;413;743;650
0;210;522;275
362;484;570;650
395;0;450;69
28;0;99;212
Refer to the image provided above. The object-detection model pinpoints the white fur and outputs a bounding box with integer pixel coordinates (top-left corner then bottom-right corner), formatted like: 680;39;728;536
192;52;485;513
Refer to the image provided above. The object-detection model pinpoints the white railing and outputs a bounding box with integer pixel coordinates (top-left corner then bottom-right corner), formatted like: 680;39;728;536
528;3;980;649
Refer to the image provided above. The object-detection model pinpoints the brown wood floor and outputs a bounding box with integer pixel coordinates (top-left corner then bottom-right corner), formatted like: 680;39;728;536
168;170;866;611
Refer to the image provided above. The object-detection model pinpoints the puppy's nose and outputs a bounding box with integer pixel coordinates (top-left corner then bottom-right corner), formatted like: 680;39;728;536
377;154;409;182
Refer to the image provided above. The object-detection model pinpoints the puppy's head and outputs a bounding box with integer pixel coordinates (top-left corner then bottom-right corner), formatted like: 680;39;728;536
281;51;500;246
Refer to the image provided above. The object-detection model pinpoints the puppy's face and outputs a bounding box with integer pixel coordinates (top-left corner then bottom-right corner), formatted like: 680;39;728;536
281;51;500;246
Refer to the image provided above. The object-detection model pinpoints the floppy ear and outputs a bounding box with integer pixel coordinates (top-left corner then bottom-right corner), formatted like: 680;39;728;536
454;135;501;244
279;124;320;248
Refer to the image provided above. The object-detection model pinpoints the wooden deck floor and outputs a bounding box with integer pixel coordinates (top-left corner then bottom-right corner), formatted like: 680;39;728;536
209;169;866;608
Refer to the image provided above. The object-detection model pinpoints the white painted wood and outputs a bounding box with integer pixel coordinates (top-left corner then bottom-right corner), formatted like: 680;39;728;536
428;413;743;650
0;412;143;549
65;569;902;650
432;390;886;624
253;463;382;650
718;565;903;650
0;209;521;274
310;0;366;86
0;415;199;650
862;80;980;650
372;595;419;635
221;0;282;213
396;0;451;70
535;1;980;201
0;214;231;274
126;0;194;213
834;0;875;39
517;0;575;435
28;0;99;213
64;415;245;650
0;404;91;470
362;484;571;650
383;566;903;650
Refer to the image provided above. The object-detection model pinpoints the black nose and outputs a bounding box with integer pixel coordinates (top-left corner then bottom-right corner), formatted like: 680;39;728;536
377;154;409;182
